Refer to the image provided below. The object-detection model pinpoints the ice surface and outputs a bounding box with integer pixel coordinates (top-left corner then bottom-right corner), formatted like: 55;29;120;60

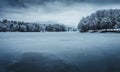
0;32;120;72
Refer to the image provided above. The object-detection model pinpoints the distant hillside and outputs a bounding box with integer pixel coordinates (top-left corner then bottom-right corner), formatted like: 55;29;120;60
78;9;120;32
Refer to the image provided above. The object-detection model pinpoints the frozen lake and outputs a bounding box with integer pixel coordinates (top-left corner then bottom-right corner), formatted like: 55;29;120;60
0;32;120;72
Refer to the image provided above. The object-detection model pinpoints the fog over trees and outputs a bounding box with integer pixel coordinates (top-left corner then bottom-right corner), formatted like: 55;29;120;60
2;9;120;33
78;9;120;32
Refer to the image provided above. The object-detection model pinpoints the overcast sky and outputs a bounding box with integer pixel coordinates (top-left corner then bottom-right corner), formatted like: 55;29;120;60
0;0;120;26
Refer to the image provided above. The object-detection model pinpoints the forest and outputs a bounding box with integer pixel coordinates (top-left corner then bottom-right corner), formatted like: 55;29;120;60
0;19;76;32
78;9;120;32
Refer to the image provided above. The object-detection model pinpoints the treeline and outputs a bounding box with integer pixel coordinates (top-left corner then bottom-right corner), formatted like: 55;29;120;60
78;9;120;32
0;19;77;32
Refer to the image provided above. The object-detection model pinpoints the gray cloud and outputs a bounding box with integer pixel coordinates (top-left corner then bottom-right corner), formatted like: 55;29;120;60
0;0;120;8
0;0;120;26
0;0;120;12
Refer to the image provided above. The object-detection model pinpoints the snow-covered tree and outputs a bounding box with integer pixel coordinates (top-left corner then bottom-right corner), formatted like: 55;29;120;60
46;24;66;32
78;9;120;32
0;19;76;32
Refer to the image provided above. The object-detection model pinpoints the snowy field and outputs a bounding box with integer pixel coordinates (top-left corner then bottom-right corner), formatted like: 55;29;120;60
0;32;120;72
